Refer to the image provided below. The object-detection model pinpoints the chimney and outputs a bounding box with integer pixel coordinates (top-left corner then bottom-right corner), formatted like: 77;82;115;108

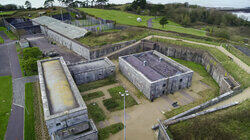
143;61;147;66
159;58;162;62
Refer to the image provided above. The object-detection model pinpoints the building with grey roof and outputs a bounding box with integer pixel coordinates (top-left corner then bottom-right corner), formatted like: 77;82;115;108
119;50;193;100
68;57;115;85
32;16;88;39
37;57;98;140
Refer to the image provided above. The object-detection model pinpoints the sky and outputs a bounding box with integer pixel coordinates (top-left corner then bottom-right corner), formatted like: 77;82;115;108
0;0;250;8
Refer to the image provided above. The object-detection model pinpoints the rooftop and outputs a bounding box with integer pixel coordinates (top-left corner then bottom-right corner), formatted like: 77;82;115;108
32;16;88;39
123;51;186;82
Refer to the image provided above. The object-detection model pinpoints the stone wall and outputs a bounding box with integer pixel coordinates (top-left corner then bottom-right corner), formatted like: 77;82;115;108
68;57;116;85
90;40;136;59
38;25;91;59
108;39;240;94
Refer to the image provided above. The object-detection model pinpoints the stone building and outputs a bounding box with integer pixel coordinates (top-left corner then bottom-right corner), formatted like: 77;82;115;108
119;50;193;100
68;57;115;85
38;57;98;140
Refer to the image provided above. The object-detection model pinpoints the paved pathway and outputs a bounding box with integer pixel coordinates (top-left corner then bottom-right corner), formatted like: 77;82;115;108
5;76;38;140
8;43;22;79
147;18;155;28
0;47;11;76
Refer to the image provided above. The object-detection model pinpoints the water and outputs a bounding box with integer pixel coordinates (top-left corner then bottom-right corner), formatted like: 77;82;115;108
233;12;250;21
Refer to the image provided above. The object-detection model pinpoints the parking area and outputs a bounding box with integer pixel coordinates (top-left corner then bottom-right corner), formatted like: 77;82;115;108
26;34;85;64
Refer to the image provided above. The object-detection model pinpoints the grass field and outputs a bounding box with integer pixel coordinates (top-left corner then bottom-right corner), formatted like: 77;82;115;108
78;27;150;47
24;83;36;140
0;76;12;140
152;18;207;37
0;36;3;44
0;27;17;40
87;103;106;123
78;76;117;92
0;11;16;16
103;86;137;112
151;38;250;89
98;122;124;140
82;91;104;101
78;8;153;27
168;99;250;139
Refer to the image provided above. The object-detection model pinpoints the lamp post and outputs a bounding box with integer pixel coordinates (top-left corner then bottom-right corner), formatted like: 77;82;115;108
119;90;129;140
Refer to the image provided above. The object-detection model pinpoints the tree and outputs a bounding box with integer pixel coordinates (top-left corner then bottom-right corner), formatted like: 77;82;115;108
44;0;54;8
23;47;42;60
159;17;169;28
25;1;31;9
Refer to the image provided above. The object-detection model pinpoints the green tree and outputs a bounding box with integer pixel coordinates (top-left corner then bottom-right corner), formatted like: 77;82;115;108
44;0;54;8
25;1;31;9
23;58;39;76
23;47;42;60
159;17;169;28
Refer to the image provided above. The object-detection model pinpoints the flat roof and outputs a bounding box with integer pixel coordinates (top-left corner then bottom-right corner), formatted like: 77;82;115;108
42;60;79;115
123;51;187;82
38;57;87;120
32;16;88;39
68;57;115;74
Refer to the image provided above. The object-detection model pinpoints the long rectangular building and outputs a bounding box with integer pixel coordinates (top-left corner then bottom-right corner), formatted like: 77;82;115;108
38;57;98;140
119;50;193;100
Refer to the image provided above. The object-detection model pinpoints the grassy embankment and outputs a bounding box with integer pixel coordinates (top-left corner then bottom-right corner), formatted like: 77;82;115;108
0;76;12;140
222;44;250;66
78;76;117;92
151;38;250;89
168;99;250;139
77;8;207;37
0;27;17;40
24;83;36;140
103;86;137;112
87;103;106;123
0;11;16;16
98;122;124;140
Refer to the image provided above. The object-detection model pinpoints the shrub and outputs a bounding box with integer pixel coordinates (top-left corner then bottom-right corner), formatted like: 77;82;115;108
23;47;42;60
23;57;39;76
103;99;119;111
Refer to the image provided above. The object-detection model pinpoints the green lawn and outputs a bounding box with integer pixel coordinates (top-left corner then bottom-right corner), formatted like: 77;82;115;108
103;86;137;112
82;91;104;101
152;18;207;37
0;27;17;40
151;37;250;89
168;99;250;139
98;122;124;140
87;103;106;123
0;36;3;44
0;11;16;16
24;83;36;140
0;76;12;140
78;8;153;27
77;76;117;92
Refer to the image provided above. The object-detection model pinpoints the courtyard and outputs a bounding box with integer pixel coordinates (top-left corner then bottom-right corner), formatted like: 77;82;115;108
79;59;213;140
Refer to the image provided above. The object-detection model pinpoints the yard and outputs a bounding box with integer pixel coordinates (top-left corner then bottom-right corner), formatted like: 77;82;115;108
103;86;137;112
0;76;12;140
87;102;106;123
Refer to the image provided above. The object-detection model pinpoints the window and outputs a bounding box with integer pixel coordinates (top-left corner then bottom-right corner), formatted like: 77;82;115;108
56;123;61;126
162;90;165;94
180;79;183;82
163;84;166;87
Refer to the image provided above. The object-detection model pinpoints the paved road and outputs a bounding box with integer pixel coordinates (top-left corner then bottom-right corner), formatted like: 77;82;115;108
0;47;11;76
5;76;38;140
8;44;22;79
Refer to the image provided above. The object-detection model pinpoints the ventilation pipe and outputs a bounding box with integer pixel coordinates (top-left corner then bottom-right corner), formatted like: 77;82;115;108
143;61;148;66
159;58;162;62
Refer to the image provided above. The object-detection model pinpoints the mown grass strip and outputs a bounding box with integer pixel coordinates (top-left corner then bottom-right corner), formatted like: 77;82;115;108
82;91;104;101
98;122;124;140
0;76;12;140
87;103;106;123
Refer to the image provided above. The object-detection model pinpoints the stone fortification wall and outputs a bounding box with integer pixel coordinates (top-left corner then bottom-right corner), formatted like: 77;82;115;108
90;40;136;59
